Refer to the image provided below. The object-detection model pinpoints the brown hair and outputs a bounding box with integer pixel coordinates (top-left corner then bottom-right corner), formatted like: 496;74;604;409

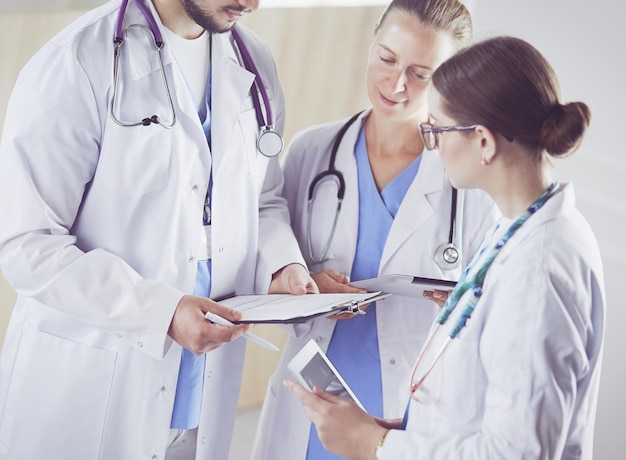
375;0;473;51
432;36;591;157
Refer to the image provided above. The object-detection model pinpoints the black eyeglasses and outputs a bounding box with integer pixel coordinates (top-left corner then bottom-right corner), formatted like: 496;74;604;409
419;123;477;150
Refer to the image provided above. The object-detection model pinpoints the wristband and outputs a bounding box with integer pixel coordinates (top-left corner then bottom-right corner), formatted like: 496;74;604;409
375;428;390;459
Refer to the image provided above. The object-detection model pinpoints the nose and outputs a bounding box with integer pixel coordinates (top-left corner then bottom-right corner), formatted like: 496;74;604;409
391;70;407;94
239;0;260;12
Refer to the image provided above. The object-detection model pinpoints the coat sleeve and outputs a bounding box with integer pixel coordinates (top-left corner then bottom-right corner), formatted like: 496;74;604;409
0;41;182;359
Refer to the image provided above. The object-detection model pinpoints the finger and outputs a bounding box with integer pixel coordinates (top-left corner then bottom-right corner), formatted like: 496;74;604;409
311;386;346;405
283;379;321;406
289;278;308;296
203;299;243;322
327;312;359;320
373;417;403;430
306;277;320;294
327;270;350;284
203;321;251;345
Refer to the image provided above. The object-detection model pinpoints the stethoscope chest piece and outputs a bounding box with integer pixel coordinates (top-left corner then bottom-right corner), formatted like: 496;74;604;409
434;242;461;271
258;127;283;157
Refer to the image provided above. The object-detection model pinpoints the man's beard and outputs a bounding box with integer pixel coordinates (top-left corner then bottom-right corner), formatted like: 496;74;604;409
182;0;245;33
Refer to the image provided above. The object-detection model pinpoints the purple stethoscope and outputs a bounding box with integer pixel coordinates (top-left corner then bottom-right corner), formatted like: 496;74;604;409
110;0;284;157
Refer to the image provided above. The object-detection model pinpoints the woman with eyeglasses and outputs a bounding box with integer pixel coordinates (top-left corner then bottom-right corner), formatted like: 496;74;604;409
252;1;499;459
284;35;606;460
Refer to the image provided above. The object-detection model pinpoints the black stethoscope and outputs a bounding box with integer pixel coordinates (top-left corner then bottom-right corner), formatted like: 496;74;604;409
110;0;283;157
307;111;461;271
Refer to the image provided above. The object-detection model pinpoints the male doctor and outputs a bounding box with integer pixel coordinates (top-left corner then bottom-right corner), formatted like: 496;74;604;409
0;0;316;459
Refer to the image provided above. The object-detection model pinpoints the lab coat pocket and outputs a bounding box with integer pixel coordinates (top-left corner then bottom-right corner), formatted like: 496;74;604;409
0;324;116;459
96;121;173;199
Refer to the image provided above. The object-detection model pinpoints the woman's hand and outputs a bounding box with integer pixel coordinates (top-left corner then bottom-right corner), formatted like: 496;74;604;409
422;289;451;308
312;270;374;320
312;270;360;293
284;380;388;460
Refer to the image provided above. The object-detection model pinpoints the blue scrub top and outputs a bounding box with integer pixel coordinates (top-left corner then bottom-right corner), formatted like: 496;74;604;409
306;125;421;459
170;69;213;430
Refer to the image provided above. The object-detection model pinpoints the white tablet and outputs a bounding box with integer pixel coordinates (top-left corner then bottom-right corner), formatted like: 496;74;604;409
288;339;366;412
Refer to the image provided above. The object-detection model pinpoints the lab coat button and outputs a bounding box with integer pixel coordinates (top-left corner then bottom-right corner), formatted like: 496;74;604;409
137;341;143;348
218;247;224;253
188;256;195;262
152;455;158;459
389;359;396;365
160;386;166;392
192;184;199;191
201;437;206;444
206;371;212;378
314;336;323;344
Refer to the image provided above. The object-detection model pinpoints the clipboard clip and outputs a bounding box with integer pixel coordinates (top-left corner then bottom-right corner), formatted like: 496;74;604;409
345;300;366;315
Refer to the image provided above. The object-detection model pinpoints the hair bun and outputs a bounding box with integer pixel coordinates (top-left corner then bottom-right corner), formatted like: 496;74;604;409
539;102;591;157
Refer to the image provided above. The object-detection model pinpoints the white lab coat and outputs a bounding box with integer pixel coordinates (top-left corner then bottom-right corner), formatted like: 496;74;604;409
252;110;500;460
379;184;605;459
0;1;304;459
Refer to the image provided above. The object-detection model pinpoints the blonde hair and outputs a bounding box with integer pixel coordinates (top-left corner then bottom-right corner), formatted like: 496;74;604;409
375;0;473;51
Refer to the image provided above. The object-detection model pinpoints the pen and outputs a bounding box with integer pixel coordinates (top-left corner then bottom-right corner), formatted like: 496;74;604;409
204;311;280;352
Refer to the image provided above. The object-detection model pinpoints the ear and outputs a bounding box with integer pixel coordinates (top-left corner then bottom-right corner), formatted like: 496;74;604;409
475;125;497;165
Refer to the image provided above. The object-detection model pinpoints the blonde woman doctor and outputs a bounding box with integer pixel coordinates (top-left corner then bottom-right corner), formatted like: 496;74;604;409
252;1;498;459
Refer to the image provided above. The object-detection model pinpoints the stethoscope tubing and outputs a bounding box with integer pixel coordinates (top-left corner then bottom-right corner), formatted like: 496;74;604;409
111;0;282;156
307;111;461;269
115;0;163;45
306;112;361;263
231;25;273;129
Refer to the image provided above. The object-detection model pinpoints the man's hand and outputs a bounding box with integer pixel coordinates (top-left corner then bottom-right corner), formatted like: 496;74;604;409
269;263;319;295
168;295;252;354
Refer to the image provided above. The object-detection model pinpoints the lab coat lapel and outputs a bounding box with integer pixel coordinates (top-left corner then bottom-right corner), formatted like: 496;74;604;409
332;113;366;266
380;150;445;269
123;0;203;133
122;0;213;180
210;32;255;174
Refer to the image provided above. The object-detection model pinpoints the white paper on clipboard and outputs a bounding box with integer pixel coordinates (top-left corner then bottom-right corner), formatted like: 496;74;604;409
217;291;390;324
350;274;457;298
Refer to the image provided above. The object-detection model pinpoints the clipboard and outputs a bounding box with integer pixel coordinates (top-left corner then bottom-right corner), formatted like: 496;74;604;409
350;274;457;298
217;291;390;324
